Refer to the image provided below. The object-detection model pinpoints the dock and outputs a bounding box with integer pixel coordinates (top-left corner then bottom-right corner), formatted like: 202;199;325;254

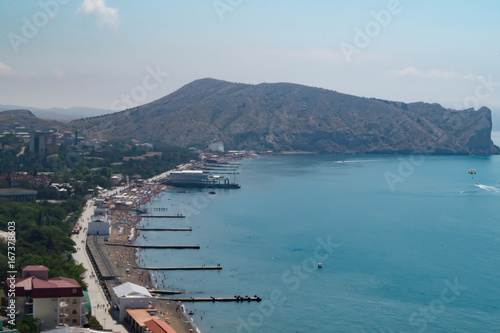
136;228;192;231
141;215;185;218
158;296;261;302
150;290;185;295
106;243;200;249
138;266;222;270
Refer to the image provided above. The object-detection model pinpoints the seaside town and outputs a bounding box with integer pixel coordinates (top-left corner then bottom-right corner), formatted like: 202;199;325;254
0;128;261;333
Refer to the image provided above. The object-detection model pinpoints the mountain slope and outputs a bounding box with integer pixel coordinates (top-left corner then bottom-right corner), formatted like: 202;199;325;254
0;109;68;132
0;105;114;122
69;78;499;154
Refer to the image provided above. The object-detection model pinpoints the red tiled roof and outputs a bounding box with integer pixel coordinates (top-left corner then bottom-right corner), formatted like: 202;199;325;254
3;275;83;298
144;319;178;333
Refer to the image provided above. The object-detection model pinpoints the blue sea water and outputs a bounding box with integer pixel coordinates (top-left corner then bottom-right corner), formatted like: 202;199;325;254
137;155;500;333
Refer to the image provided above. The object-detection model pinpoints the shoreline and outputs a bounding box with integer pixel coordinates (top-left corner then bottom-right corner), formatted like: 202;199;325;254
106;182;199;333
105;154;254;332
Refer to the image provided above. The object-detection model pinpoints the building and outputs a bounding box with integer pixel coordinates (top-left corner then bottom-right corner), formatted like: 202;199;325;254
144;318;178;333
88;214;110;241
2;266;88;331
208;139;224;152
112;282;156;323
29;132;56;154
0;188;37;202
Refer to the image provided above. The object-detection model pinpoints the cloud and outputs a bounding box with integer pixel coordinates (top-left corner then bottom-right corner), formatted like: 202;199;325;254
78;0;119;30
0;62;17;76
390;66;483;80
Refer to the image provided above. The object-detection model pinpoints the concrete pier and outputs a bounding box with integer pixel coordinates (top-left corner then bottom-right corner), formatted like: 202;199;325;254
141;215;185;218
106;243;200;249
139;266;222;270
136;227;192;231
158;296;262;302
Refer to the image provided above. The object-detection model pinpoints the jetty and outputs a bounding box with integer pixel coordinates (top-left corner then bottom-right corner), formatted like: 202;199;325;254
158;296;261;302
106;243;200;249
138;266;222;270
150;290;185;295
136;227;192;231
141;215;185;218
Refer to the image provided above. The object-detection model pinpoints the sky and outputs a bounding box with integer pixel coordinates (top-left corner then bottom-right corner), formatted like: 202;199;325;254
1;0;500;124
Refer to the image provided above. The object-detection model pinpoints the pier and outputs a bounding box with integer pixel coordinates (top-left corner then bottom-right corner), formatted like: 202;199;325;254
141;215;185;218
106;243;200;249
158;296;262;302
150;290;185;295
136;227;192;231
138;266;222;270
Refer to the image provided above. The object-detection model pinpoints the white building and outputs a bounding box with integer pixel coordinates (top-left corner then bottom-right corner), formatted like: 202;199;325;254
112;282;156;323
208;139;224;152
3;266;88;331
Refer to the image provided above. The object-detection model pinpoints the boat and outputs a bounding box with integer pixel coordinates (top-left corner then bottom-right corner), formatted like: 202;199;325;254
163;170;240;188
318;263;323;268
208;191;216;194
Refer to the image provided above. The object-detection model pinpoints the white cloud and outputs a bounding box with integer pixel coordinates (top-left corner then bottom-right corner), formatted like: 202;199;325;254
0;62;17;76
78;0;119;30
390;66;483;80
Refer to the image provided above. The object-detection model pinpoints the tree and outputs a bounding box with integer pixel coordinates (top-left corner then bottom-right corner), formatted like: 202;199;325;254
16;316;39;333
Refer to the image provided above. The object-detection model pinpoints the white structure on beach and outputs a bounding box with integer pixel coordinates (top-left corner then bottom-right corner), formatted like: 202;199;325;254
88;214;110;241
112;282;156;322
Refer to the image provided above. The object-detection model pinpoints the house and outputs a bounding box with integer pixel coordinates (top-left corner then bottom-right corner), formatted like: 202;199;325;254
111;282;156;323
2;266;88;331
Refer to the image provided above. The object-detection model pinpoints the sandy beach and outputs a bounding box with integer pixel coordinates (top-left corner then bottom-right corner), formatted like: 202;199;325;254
105;183;198;333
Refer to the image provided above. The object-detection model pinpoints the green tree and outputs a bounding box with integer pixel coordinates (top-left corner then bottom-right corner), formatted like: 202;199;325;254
16;316;39;333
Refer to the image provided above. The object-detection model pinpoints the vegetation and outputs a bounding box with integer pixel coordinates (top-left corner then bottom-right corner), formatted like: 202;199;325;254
0;199;86;288
85;314;103;330
0;138;195;290
15;316;39;333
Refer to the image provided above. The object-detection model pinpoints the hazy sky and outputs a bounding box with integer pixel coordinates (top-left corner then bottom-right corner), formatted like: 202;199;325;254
1;0;500;118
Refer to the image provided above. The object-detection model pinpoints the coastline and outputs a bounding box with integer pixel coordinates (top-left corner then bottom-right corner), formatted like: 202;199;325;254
106;181;199;333
88;156;252;332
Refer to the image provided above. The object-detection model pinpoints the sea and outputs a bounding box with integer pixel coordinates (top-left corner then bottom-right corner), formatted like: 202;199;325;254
136;154;500;333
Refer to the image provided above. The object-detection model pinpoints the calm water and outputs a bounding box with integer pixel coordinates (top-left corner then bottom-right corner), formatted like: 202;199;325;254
137;155;500;332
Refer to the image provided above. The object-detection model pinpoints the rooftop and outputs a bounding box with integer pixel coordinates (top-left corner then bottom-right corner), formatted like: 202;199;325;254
144;318;178;333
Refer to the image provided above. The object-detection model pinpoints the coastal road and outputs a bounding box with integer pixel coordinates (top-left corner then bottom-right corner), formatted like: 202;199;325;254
71;199;127;333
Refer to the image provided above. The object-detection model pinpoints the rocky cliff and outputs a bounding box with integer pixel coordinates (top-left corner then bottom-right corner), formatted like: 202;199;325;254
69;78;499;154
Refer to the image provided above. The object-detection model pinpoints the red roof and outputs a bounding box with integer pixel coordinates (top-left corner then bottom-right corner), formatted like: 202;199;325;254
22;265;49;272
4;275;83;298
144;319;178;333
48;277;81;288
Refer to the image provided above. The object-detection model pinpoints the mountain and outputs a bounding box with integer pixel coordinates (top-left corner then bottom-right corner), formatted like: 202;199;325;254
0;109;68;132
0;105;114;122
69;78;499;154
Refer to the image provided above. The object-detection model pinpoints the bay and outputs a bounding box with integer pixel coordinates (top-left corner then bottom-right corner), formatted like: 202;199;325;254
137;154;500;332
